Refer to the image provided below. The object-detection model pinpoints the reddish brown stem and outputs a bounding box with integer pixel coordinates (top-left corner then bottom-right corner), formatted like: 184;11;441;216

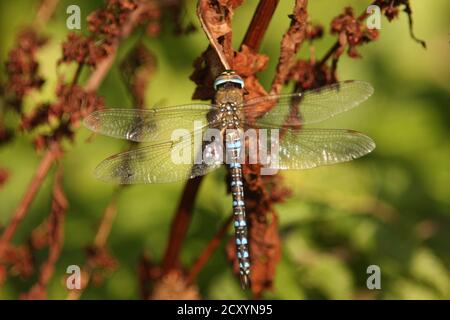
1;142;60;246
187;214;233;284
40;164;67;285
242;0;279;52
23;163;67;299
138;253;153;299
35;0;59;26
71;62;84;87
162;177;203;272
318;41;340;67
94;190;120;248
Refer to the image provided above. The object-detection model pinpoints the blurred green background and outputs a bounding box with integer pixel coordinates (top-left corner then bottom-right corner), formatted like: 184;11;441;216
0;0;449;299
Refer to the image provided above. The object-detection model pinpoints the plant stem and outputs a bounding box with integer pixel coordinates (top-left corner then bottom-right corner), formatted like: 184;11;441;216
242;0;279;51
187;214;233;284
0;142;60;246
162;177;203;272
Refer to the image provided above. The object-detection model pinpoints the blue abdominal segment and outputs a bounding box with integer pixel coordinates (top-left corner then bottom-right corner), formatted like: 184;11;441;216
227;132;251;289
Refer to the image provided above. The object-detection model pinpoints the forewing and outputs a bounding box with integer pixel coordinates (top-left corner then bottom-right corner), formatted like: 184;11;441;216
83;104;218;142
243;81;373;127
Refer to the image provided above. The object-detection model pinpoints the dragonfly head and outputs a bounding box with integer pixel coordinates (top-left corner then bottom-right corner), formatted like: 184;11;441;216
214;70;245;90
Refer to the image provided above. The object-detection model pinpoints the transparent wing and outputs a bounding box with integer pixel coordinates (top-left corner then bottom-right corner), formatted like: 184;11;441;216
94;128;224;184
261;128;375;170
83;104;218;142
243;81;373;127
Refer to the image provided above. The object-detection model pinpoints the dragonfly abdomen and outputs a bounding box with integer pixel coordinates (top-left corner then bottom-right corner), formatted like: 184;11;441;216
226;136;250;289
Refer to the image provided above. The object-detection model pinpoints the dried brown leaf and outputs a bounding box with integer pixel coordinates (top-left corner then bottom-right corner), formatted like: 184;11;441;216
271;0;309;96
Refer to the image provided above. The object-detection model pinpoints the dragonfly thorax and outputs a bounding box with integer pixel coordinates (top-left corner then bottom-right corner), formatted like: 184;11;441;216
215;77;245;129
218;101;242;128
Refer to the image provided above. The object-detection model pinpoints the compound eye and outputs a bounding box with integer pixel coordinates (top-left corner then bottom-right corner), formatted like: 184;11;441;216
213;72;244;90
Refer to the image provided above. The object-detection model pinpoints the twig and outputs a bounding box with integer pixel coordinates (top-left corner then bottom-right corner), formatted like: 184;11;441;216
71;62;84;88
399;1;426;49
186;214;233;284
35;0;59;26
318;41;339;67
162;177;203;272
40;164;66;284
94;190;121;248
318;0;425;67
22;163;67;299
241;0;279;52
137;252;154;299
0;142;61;247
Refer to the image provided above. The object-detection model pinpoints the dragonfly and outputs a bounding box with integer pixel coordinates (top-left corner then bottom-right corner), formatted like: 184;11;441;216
84;70;375;290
